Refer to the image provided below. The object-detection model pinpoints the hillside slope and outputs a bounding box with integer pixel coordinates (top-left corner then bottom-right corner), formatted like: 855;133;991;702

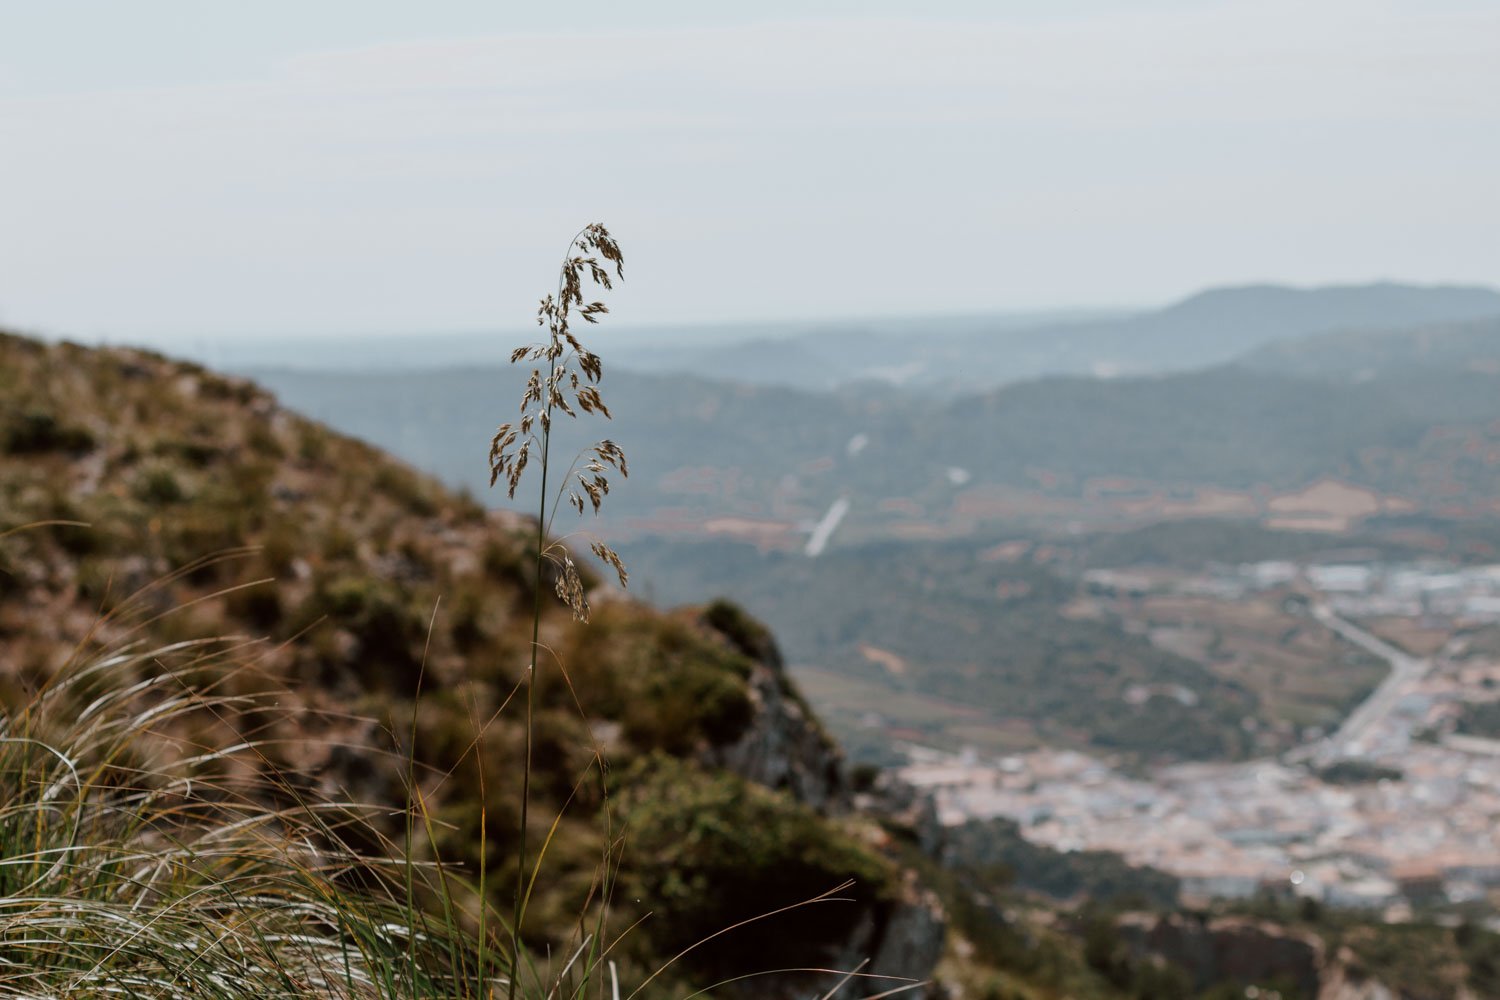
948;365;1500;499
0;330;942;995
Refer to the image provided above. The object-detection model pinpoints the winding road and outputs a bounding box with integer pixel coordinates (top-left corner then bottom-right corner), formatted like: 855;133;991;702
1285;603;1432;764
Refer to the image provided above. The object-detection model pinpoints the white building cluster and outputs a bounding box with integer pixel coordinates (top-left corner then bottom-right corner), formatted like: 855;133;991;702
900;557;1500;916
1259;560;1500;621
902;734;1500;913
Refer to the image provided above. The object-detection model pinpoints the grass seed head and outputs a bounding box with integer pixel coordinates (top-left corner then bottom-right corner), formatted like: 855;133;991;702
489;224;630;621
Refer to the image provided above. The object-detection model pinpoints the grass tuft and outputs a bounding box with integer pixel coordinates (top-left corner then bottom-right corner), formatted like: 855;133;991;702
0;638;484;998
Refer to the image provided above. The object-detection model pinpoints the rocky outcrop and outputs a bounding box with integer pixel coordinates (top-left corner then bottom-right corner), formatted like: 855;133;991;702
698;601;849;812
865;881;948;999
821;879;947;1000
863;771;946;856
702;654;850;812
695;601;947;997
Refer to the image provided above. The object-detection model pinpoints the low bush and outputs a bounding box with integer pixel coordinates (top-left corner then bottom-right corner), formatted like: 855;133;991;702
1;407;94;455
620;754;896;970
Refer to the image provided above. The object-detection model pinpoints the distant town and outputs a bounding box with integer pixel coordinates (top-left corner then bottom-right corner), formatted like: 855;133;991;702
901;558;1500;918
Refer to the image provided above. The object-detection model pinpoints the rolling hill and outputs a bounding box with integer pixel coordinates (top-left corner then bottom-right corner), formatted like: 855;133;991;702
253;344;1500;547
1242;316;1500;380
616;536;1264;763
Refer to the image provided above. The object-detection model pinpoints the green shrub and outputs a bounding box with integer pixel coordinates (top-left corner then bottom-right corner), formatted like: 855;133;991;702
1;408;94;455
450;585;488;652
620;754;896;972
132;464;186;504
1455;700;1500;739
572;611;756;753
246;420;285;458
298;424;330;463
374;464;439;517
702;597;782;667
1315;760;1403;785
314;575;423;691
153;430;219;467
260;523;299;575
226;582;283;630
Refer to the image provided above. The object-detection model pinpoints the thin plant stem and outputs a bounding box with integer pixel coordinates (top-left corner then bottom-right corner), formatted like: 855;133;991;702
512;408;550;1000
493;224;626;1000
513;244;566;998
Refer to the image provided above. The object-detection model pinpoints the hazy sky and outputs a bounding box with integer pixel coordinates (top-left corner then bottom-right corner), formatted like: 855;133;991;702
3;1;1498;345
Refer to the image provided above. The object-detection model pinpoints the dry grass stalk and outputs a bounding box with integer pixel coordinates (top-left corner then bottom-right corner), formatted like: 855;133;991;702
488;224;629;1000
489;223;629;624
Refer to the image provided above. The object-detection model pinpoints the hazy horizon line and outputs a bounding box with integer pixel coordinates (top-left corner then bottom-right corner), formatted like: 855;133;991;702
12;275;1499;352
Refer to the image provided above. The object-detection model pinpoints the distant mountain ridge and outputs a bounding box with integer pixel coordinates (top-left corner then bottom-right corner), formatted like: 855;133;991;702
1128;281;1500;352
1032;281;1500;375
1241;315;1500;380
602;281;1500;393
196;281;1500;395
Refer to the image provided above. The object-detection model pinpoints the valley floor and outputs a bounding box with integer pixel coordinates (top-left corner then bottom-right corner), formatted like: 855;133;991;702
903;598;1500;916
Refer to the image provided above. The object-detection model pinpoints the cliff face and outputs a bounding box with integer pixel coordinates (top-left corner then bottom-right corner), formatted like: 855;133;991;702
694;602;947;996
830;874;949;1000
699;602;848;812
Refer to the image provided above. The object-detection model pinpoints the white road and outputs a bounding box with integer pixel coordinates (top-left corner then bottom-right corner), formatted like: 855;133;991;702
1285;604;1431;763
804;496;850;558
